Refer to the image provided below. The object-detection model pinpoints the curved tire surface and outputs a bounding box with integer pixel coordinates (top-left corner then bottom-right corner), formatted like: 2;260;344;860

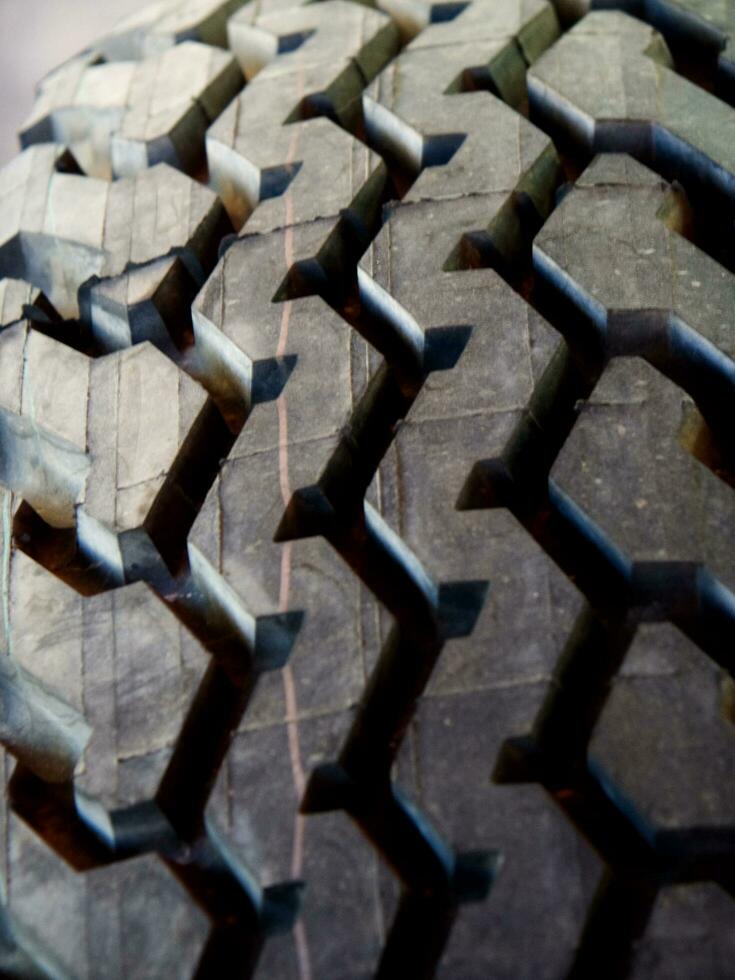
0;0;734;977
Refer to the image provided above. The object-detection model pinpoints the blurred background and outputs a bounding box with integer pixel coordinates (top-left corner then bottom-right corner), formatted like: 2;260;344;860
0;0;145;165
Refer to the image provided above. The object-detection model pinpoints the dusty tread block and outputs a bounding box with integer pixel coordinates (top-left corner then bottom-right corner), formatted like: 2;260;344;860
0;279;49;330
111;583;187;766
535;155;735;356
208;98;375;232
534;158;735;588
590;631;735;833
658;0;735;85
630;882;735;979
193;221;357;450
551;361;735;593
218;440;368;725
0;145;229;318
94;344;205;531
0;325;207;538
21;43;243;179
372;56;558;200
94;0;248;60
405;0;558;56
7;815;86;975
209;1;399;231
556;0;735;92
362;5;561;203
228;0;399;81
361;192;556;417
221;713;385;979
410;688;601;978
381;414;583;694
529;11;735;206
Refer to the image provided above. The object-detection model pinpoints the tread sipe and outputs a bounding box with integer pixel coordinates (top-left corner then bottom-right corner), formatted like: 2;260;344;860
0;0;734;976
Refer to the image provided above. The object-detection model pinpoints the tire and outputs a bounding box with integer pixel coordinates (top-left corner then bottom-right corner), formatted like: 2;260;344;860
0;0;734;977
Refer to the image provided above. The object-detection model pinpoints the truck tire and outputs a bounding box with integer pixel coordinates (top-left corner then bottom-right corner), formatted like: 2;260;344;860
0;0;734;976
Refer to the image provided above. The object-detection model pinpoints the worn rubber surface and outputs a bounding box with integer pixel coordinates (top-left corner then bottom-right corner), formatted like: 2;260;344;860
0;0;734;976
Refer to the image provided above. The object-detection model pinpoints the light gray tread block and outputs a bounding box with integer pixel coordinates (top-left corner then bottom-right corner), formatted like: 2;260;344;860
366;34;560;202
91;0;248;60
21;43;243;179
528;11;735;206
228;0;399;81
209;1;400;230
0;278;51;329
553;0;735;89
657;0;735;80
382;0;558;54
534;153;735;415
0;145;230;318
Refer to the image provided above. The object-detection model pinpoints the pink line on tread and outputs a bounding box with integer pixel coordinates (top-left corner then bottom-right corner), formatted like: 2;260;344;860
276;109;312;980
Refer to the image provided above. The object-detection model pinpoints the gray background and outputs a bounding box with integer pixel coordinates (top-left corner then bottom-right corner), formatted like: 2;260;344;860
0;0;146;166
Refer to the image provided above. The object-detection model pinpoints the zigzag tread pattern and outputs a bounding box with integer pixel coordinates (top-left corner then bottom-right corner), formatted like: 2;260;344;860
0;0;733;976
